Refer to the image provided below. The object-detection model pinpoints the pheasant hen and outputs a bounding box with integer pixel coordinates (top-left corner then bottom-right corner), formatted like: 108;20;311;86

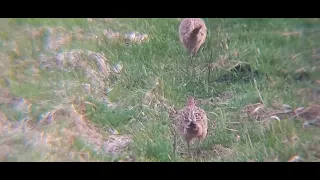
169;96;208;153
179;18;207;58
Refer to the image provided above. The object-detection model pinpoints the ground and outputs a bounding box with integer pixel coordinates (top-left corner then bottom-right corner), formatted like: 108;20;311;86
0;18;319;162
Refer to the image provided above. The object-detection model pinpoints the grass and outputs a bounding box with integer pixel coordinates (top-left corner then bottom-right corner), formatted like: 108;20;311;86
0;18;319;162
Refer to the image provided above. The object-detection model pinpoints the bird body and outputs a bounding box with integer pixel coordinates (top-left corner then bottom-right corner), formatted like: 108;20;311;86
169;96;208;152
178;18;207;58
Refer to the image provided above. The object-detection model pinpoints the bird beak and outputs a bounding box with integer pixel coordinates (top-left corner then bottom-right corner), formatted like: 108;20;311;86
188;121;197;127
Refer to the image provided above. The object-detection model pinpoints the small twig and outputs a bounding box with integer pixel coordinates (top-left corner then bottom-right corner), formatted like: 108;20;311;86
291;53;301;60
251;105;264;114
207;50;214;83
287;106;310;120
225;128;238;132
208;111;219;117
84;101;97;109
253;78;264;104
269;116;281;121
227;121;242;124
207;66;211;84
173;133;177;155
239;48;253;61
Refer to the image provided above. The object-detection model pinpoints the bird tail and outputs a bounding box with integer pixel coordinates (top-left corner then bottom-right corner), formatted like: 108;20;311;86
190;25;202;38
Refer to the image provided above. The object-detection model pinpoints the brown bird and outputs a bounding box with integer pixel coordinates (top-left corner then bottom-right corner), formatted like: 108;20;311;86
169;96;208;154
179;18;207;58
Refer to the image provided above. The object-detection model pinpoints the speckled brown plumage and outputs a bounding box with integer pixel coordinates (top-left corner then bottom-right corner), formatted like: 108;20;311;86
179;18;207;58
169;96;208;153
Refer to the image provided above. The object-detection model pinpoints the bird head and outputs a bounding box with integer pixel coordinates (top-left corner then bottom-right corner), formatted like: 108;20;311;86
184;109;198;128
188;120;197;127
186;96;195;108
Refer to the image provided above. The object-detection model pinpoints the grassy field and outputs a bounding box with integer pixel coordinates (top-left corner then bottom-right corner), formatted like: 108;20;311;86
0;18;319;162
